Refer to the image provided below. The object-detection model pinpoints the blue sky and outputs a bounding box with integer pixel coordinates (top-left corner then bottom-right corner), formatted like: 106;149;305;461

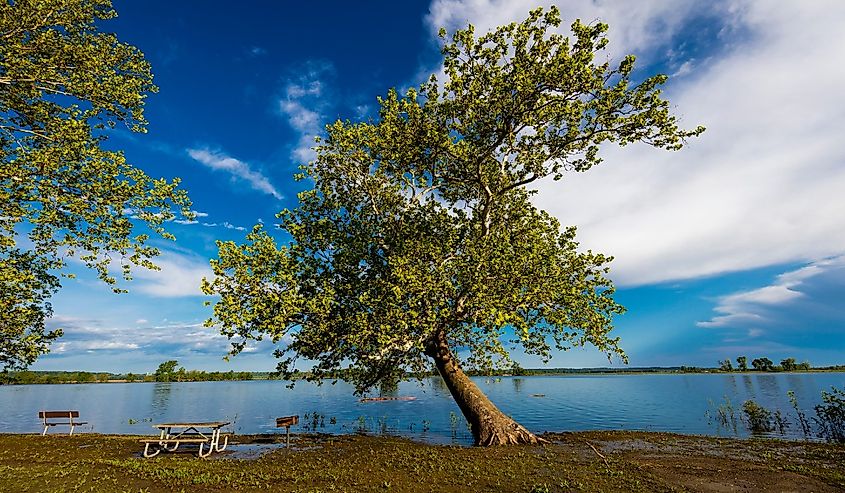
32;0;845;373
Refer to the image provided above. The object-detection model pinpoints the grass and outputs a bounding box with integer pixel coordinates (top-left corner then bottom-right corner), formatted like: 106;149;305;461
0;431;842;492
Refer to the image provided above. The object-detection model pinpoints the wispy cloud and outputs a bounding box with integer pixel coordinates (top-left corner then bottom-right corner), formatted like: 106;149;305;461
248;46;267;57
221;221;246;231
187;147;282;199
697;256;845;353
277;61;334;163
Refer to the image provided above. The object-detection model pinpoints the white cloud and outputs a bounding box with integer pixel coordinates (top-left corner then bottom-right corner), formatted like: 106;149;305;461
222;221;246;231
428;1;845;286
698;256;845;330
277;61;334;163
187;147;282;199
132;250;213;298
44;316;230;356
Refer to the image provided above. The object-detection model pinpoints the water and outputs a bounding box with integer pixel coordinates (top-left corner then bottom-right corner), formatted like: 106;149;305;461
2;373;842;444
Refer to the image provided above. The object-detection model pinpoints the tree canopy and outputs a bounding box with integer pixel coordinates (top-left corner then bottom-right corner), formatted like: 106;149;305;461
203;6;702;445
1;0;191;370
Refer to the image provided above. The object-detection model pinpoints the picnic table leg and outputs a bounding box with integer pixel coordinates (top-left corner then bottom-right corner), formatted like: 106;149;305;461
214;429;228;452
198;441;213;458
143;442;161;458
161;427;180;451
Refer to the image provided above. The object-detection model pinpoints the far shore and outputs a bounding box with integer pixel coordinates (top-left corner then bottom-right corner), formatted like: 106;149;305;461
5;366;845;385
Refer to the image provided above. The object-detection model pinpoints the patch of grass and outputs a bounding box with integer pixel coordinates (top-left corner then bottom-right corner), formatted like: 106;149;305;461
0;432;842;492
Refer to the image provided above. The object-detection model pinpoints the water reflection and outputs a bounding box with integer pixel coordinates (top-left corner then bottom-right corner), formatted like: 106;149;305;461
151;382;173;417
785;374;808;396
742;375;756;398
430;375;446;390
757;374;781;397
724;375;738;395
0;373;841;444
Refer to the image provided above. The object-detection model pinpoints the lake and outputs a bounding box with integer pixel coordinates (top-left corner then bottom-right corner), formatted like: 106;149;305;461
2;373;843;444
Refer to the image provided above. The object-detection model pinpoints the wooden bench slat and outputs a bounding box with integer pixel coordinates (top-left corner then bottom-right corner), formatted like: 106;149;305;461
39;411;80;418
139;438;210;444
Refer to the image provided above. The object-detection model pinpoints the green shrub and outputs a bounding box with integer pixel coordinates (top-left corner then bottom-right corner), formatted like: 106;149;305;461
742;400;774;433
813;386;845;443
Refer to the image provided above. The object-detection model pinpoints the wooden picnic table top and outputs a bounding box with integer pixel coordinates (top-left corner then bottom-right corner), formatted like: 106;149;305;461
152;421;230;429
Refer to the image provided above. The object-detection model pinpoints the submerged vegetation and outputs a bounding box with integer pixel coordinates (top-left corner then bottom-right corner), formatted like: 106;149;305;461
706;385;845;444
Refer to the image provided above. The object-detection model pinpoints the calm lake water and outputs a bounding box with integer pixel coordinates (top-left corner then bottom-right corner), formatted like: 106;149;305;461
2;373;843;444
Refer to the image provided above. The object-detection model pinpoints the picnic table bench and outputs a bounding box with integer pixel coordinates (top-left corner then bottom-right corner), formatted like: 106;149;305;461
39;411;87;436
141;421;230;458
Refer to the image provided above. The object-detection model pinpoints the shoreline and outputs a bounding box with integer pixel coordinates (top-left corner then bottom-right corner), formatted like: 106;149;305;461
1;430;842;492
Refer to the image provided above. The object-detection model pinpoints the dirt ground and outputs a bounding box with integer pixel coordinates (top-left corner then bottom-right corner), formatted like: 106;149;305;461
563;431;845;493
0;430;842;492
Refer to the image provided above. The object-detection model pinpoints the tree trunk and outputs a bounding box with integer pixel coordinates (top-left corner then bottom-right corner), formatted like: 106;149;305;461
425;331;546;446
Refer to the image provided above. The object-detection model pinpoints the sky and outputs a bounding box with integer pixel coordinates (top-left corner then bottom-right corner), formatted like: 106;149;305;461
31;0;845;373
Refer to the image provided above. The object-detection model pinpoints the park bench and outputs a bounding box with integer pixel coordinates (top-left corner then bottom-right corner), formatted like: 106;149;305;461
39;410;87;436
276;415;299;446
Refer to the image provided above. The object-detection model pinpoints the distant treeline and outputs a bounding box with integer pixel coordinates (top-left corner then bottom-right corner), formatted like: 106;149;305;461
1;369;259;385
713;356;840;373
470;365;845;377
4;359;844;385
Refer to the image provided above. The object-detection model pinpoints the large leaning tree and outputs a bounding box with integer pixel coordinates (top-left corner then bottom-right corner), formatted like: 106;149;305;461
1;0;192;370
203;7;703;445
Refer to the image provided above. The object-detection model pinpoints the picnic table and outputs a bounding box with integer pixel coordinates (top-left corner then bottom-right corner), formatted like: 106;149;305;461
140;421;230;458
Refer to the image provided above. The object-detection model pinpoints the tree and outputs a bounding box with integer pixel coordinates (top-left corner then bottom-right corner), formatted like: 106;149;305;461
752;357;774;372
719;359;733;372
203;7;702;445
780;358;797;372
0;0;191;371
736;356;748;372
154;360;178;382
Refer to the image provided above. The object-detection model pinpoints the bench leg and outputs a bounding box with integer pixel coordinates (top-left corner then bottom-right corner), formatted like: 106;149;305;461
42;425;49;436
69;424;74;436
143;443;161;458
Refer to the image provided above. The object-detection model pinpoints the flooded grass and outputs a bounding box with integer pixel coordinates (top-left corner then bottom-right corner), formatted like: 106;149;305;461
0;431;842;492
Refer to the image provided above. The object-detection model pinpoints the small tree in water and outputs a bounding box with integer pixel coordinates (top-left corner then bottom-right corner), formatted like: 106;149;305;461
203;7;702;446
